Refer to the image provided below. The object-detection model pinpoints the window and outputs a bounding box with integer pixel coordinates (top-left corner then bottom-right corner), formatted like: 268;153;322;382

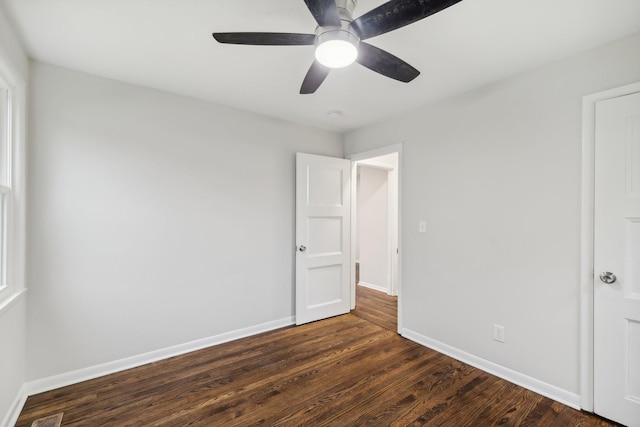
0;79;11;291
0;35;26;310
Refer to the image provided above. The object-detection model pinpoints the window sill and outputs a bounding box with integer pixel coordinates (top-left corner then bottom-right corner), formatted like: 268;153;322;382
0;288;26;317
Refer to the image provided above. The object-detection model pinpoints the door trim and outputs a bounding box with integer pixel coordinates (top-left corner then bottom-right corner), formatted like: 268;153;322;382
580;81;640;412
346;143;403;334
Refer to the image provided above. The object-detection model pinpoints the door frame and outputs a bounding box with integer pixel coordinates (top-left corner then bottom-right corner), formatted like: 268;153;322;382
347;143;403;333
580;81;640;412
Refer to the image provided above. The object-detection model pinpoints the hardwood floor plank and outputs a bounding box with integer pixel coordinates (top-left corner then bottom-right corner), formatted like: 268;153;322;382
271;344;443;426
384;371;499;426
519;395;556;427
341;362;492;426
17;288;618;427
352;285;397;331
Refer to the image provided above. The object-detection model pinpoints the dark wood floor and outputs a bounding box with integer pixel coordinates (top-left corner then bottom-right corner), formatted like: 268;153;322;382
352;284;398;332
17;286;618;426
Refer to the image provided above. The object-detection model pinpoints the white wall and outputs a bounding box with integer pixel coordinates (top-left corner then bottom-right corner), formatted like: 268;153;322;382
26;61;343;381
344;32;640;402
0;7;27;79
0;4;28;426
357;166;389;292
0;297;26;425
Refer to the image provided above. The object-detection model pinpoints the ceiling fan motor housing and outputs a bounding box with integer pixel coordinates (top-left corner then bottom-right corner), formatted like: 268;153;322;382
314;0;358;40
314;26;360;48
314;0;360;67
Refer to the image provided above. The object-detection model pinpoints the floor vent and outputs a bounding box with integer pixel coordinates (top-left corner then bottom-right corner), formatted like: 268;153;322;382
31;413;63;427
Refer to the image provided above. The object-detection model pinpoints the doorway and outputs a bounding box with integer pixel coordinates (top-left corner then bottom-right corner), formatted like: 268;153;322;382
348;144;401;333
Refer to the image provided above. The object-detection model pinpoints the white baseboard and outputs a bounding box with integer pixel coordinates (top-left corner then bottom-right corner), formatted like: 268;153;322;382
26;316;295;397
401;328;581;410
358;281;389;294
3;383;28;427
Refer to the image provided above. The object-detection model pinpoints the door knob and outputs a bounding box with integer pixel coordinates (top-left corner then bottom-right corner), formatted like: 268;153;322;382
298;245;307;252
599;271;617;284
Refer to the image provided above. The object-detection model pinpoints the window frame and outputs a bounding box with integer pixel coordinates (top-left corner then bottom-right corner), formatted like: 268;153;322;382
0;81;11;291
0;60;26;310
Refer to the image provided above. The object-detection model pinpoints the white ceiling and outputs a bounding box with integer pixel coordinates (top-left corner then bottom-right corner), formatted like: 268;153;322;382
2;0;640;133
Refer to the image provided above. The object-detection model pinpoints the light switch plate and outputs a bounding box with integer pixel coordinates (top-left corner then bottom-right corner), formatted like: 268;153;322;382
419;220;427;234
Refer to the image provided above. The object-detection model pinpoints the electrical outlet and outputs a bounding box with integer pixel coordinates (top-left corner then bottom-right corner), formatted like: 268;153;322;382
493;324;505;343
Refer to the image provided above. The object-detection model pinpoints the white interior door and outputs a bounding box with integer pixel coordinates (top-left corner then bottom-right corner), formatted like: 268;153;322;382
594;90;640;426
296;153;351;325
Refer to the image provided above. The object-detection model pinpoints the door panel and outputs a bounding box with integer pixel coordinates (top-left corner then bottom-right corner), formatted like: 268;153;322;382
594;91;640;426
296;153;350;325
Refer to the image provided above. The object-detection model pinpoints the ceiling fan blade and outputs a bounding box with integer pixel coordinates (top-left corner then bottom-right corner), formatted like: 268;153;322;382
213;32;316;45
357;42;419;83
303;0;341;27
300;60;331;94
350;0;463;40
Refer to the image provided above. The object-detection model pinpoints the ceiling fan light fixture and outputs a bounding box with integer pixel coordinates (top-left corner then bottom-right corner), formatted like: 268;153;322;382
314;28;359;68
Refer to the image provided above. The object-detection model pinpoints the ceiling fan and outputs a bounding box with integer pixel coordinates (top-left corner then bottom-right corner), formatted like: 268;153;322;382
212;0;463;94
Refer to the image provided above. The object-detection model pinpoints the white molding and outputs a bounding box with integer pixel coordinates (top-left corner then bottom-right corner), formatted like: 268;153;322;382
402;328;581;410
26;316;294;396
357;281;389;294
3;383;27;427
0;287;24;316
347;143;403;334
346;144;403;162
580;81;640;412
350;162;358;311
356;161;394;171
0;66;28;313
387;166;399;297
